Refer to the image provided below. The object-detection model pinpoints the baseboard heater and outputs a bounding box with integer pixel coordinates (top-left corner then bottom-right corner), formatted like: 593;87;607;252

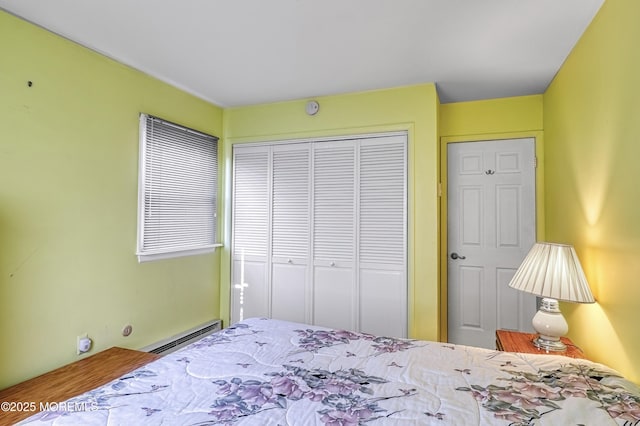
142;319;222;355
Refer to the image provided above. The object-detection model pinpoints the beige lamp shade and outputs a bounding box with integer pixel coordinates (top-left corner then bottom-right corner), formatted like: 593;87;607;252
508;242;595;304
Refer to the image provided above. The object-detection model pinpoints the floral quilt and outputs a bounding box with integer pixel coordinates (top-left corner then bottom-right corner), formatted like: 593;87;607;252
19;318;640;425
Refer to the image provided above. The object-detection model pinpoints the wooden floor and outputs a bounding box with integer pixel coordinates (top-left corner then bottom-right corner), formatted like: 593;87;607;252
0;347;160;425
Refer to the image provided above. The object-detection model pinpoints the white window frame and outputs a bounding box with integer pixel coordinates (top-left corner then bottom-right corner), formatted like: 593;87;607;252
136;113;221;262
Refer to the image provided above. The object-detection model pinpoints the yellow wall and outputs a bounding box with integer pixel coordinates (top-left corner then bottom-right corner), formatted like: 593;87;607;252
440;95;543;137
438;95;545;339
0;11;223;388
221;84;441;341
543;0;640;382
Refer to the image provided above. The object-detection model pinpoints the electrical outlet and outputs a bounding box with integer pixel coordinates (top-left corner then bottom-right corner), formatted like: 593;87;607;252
77;333;91;355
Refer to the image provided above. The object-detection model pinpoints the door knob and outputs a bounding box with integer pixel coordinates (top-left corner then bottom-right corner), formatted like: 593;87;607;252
450;252;466;260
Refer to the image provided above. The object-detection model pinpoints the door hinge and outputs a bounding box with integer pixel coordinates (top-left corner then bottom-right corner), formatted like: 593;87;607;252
534;156;538;168
438;182;442;197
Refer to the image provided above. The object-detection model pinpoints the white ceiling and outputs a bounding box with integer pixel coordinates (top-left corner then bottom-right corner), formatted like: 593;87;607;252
1;0;605;107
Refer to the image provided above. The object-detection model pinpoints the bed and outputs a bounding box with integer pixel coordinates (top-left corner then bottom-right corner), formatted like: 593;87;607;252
16;317;640;425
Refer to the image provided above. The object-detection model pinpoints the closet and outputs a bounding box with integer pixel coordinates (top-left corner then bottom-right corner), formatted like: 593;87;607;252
231;133;407;337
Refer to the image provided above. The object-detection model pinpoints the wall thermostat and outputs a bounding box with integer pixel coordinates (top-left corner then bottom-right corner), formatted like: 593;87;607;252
305;100;320;116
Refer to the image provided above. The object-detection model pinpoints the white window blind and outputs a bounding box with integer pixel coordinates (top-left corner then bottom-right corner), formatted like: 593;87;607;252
137;113;220;262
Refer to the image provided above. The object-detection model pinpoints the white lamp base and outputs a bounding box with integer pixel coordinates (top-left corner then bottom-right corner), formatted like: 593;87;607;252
533;335;567;352
531;298;568;352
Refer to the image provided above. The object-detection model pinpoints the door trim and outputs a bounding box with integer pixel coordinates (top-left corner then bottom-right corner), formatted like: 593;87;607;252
439;131;545;342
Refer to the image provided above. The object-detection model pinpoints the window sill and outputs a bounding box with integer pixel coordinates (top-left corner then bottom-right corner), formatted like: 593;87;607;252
137;244;222;263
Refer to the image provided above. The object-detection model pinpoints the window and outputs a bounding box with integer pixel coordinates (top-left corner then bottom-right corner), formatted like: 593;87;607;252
137;113;220;262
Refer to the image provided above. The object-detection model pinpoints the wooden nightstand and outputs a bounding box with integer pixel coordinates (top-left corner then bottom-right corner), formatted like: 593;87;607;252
496;329;586;359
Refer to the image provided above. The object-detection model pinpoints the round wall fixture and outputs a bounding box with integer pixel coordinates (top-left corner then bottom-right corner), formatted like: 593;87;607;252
305;100;320;116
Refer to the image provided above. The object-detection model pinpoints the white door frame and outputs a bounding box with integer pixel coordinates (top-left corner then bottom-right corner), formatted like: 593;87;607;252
439;132;545;342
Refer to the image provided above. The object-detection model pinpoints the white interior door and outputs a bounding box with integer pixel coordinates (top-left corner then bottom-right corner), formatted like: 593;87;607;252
271;144;310;323
231;146;270;322
447;138;537;349
358;136;407;337
311;141;356;330
231;133;407;336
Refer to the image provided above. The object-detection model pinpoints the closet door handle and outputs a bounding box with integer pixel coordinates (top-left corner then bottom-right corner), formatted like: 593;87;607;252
330;261;336;267
287;259;293;264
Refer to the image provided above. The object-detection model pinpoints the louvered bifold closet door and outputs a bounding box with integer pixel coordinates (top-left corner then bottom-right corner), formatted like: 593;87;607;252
271;144;310;323
358;135;407;338
312;141;356;330
231;146;270;323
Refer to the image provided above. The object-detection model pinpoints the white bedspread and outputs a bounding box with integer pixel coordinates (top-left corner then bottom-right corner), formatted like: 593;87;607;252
19;318;640;425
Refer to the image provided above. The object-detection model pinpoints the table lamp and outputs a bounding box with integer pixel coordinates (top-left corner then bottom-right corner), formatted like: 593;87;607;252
508;242;595;351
